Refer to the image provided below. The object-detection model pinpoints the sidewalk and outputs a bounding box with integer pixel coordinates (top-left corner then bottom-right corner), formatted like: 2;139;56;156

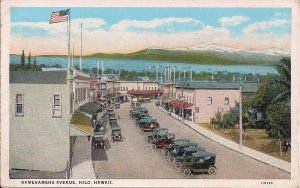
159;106;291;173
70;109;107;179
70;136;96;179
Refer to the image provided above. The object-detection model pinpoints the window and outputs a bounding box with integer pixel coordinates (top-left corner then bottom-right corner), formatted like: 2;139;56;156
154;87;156;90
52;94;62;117
152;87;153;90
120;87;122;91
224;97;229;105
195;107;199;113
15;94;24;116
207;97;212;105
126;87;128;90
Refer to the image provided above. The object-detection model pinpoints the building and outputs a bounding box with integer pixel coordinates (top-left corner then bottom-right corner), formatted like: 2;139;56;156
166;81;259;124
117;81;162;100
9;69;91;172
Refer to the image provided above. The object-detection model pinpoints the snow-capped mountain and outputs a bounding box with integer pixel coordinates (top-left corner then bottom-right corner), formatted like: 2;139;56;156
168;42;290;57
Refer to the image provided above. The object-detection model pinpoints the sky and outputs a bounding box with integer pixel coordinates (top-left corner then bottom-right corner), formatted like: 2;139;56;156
10;7;291;55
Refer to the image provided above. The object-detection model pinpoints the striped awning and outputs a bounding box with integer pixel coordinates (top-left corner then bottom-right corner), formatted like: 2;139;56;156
169;99;193;109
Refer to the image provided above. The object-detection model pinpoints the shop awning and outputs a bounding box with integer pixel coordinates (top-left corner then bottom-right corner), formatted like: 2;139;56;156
70;111;93;136
169;99;193;109
127;90;163;95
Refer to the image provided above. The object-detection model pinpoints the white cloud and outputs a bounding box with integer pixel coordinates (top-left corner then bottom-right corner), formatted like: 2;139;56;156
10;18;290;55
243;19;290;34
110;17;203;31
218;16;249;27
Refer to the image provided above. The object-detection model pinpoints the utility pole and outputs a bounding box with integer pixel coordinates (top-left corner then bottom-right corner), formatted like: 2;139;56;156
80;23;82;70
183;68;186;81
173;67;176;82
239;85;243;147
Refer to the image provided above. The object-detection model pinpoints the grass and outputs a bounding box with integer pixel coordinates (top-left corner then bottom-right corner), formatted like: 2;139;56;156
201;123;291;162
70;112;93;134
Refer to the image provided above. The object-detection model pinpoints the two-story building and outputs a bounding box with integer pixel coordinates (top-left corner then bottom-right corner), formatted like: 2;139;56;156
9;69;91;172
167;82;259;124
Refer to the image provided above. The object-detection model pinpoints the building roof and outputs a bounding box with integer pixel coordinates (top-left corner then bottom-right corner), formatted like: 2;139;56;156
10;70;68;84
177;81;259;93
127;90;163;95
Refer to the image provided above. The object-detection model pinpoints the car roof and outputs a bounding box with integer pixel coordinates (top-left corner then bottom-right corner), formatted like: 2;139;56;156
94;131;104;136
112;127;121;131
139;118;156;123
192;151;215;158
184;146;205;152
177;142;197;147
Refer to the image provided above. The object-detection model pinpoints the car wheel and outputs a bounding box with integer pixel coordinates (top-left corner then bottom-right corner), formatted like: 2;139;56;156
153;135;158;140
175;162;183;169
165;151;170;158
168;157;175;163
208;166;217;175
183;168;192;176
151;144;157;149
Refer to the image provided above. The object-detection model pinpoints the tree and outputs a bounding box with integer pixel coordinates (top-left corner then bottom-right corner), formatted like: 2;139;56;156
28;52;31;67
21;50;25;67
266;102;291;156
269;57;291;103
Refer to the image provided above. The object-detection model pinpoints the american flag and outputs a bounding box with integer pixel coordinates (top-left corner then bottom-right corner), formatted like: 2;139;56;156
49;9;69;24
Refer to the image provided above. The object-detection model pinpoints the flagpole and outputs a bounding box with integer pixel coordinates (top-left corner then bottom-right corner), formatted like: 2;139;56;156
80;23;82;70
68;9;71;69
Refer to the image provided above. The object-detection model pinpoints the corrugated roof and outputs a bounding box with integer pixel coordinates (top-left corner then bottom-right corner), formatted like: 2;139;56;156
10;71;67;84
176;81;259;93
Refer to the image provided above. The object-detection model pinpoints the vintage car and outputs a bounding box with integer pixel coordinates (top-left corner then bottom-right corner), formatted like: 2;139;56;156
161;139;190;156
130;110;149;119
165;142;198;161
111;126;122;142
129;107;148;114
109;117;118;126
146;128;169;142
131;101;141;108
108;112;116;117
150;133;175;149
137;118;159;130
181;151;217;176
115;102;120;109
92;131;105;150
108;108;114;113
135;113;150;123
171;146;206;169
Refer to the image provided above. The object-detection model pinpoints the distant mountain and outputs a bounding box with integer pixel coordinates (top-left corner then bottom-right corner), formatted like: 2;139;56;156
10;42;290;66
87;42;290;65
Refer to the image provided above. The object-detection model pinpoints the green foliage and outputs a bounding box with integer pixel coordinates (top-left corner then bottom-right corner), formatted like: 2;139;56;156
28;52;31;67
21;50;25;67
269;57;291;103
210;106;239;129
266;103;291;139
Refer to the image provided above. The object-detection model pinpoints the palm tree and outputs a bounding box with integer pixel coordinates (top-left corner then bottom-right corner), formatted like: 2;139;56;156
269;57;291;103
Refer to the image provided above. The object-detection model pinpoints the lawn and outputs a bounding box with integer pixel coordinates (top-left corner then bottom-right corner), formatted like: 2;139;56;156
201;123;291;162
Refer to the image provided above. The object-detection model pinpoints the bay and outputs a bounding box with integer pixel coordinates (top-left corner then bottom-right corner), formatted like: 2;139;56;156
10;55;276;75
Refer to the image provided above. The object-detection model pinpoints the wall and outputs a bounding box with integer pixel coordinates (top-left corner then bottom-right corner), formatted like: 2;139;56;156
194;89;240;124
10;83;71;171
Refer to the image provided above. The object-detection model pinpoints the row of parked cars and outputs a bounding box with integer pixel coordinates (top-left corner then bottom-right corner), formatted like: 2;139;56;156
128;105;217;177
108;108;122;142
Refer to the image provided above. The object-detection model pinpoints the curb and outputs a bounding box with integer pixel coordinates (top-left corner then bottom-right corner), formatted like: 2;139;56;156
159;106;291;173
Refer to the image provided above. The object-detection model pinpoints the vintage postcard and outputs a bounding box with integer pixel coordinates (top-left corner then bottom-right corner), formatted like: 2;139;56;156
1;0;299;187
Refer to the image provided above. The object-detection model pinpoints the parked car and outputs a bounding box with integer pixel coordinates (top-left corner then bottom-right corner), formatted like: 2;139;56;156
161;139;190;156
131;101;141;108
92;132;105;150
171;146;206;169
155;101;160;106
181;151;217;176
165;142;198;162
109;117;118;126
115;102;120;109
111;126;122;142
150;133;175;149
146;128;169;142
138;118;160;131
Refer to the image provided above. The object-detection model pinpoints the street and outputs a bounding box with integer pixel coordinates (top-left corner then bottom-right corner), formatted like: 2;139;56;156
93;101;290;179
